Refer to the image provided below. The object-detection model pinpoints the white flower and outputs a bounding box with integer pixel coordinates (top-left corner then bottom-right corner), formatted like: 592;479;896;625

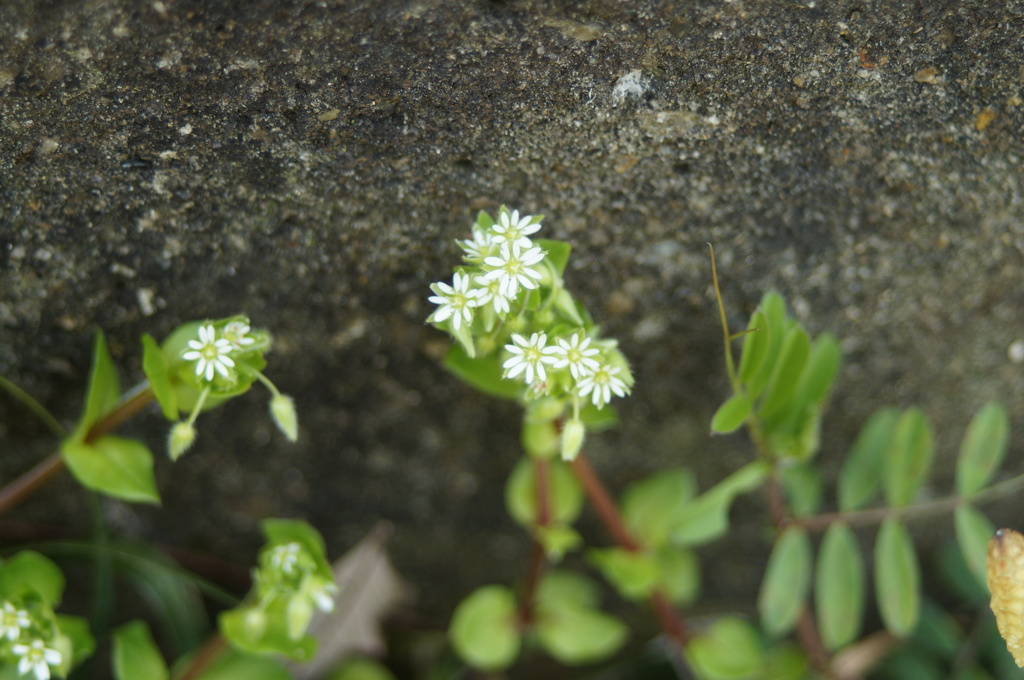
182;324;236;382
490;209;541;249
503;333;559;384
457;226;495;260
482;242;546;299
576;363;630;408
0;601;31;641
12;639;62;680
428;271;483;330
307;577;339;612
222;320;256;349
551;332;601;379
270;542;302;576
473;274;512;316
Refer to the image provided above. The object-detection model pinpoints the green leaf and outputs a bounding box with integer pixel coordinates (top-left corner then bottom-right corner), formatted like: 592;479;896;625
552;288;585;325
535;523;583;561
838;408;899;511
142;333;178;421
875;518;920;637
711;393;752;434
745;292;787;399
442;344;519;400
737;310;770;387
536;239;571;277
954;504;994;589
621;468;697;547
505;459;584;527
815;522;865;650
325;657;397;680
957;402;1009;496
884;408;934;507
521;419;560;459
758;326;811;429
219;602;317;662
536;603;628;665
687;616;764;680
84;331;121;428
672;461;769;547
449;586;520;671
780;462;822;517
113;621;169;680
579;400;619;430
172;647;291;680
62;436;160;504
758;526;812;637
655;545;700;605
587;548;660;601
56;614;96;669
537;570;601;610
0;551;65;604
793;333;841;408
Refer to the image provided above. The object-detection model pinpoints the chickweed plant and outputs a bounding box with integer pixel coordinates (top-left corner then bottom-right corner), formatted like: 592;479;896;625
0;318;334;679
427;207;1024;679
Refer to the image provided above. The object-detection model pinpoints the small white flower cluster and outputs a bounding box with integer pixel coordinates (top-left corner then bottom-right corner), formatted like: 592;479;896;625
182;320;256;383
503;331;629;409
0;601;62;680
255;541;339;640
428;208;547;331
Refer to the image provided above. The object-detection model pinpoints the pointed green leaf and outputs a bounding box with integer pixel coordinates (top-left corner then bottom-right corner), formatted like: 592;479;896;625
711;392;752;434
72;331;121;440
536;239;571;277
838;408;899;511
687;616;764;680
815;522;865;650
957;402;1009;496
535;523;583;561
142;334;178;421
954;504;994;588
759;526;812;637
780;462;823;517
587;548;660;601
61;436;160;504
449;586;520;671
759;326;811;428
621;468;697;547
745;292;787;399
794;333;841;408
737;310;770;387
442;344;519;400
0;551;65;605
536;603;627;665
113;621;169;680
672;461;769;546
875;518;920;636
884;408;934;507
56;614;96;669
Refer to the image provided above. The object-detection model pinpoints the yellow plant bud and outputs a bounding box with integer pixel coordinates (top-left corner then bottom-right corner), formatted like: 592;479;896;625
987;528;1024;667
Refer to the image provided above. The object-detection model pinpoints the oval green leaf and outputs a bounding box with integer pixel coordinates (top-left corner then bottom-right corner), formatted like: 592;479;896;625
815;522;864;650
536;603;627;665
621;468;697;547
874;518;920;637
780;462;823;517
838;408;899;511
587;547;659;601
737;310;770;386
655;546;700;605
884;408;934;507
711;392;752;434
61;435;160;504
758;326;811;429
505;458;584;528
442;344;518;400
956;401;1009;497
142;334;178;421
113;621;169;680
794;333;841;409
449;586;520;671
0;551;66;605
954;504;994;588
758;526;812;637
687;616;764;680
672;461;769;547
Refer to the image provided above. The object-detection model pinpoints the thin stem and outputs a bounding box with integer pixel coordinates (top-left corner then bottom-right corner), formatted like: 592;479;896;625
0;383;155;516
569;452;691;647
708;244;739;389
173;633;229;680
519;457;552;626
0;375;66;437
791;471;1024;533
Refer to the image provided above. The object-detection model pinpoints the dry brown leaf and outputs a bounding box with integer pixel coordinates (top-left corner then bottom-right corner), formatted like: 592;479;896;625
988;528;1024;667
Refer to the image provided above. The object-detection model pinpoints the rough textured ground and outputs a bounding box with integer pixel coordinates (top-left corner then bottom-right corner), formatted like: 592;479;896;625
2;0;1023;624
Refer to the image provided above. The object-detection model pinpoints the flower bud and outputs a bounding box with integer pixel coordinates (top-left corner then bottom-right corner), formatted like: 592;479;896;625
168;422;197;461
560;418;586;461
270;394;299;442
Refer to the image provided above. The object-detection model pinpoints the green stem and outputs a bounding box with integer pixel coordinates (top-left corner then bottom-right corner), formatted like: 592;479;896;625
708;244;739;390
0;374;66;437
0;383;155;516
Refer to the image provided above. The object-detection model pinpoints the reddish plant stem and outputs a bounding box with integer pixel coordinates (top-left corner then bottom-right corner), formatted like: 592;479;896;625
569;452;690;646
174;632;229;680
0;387;155;516
519;457;552;626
